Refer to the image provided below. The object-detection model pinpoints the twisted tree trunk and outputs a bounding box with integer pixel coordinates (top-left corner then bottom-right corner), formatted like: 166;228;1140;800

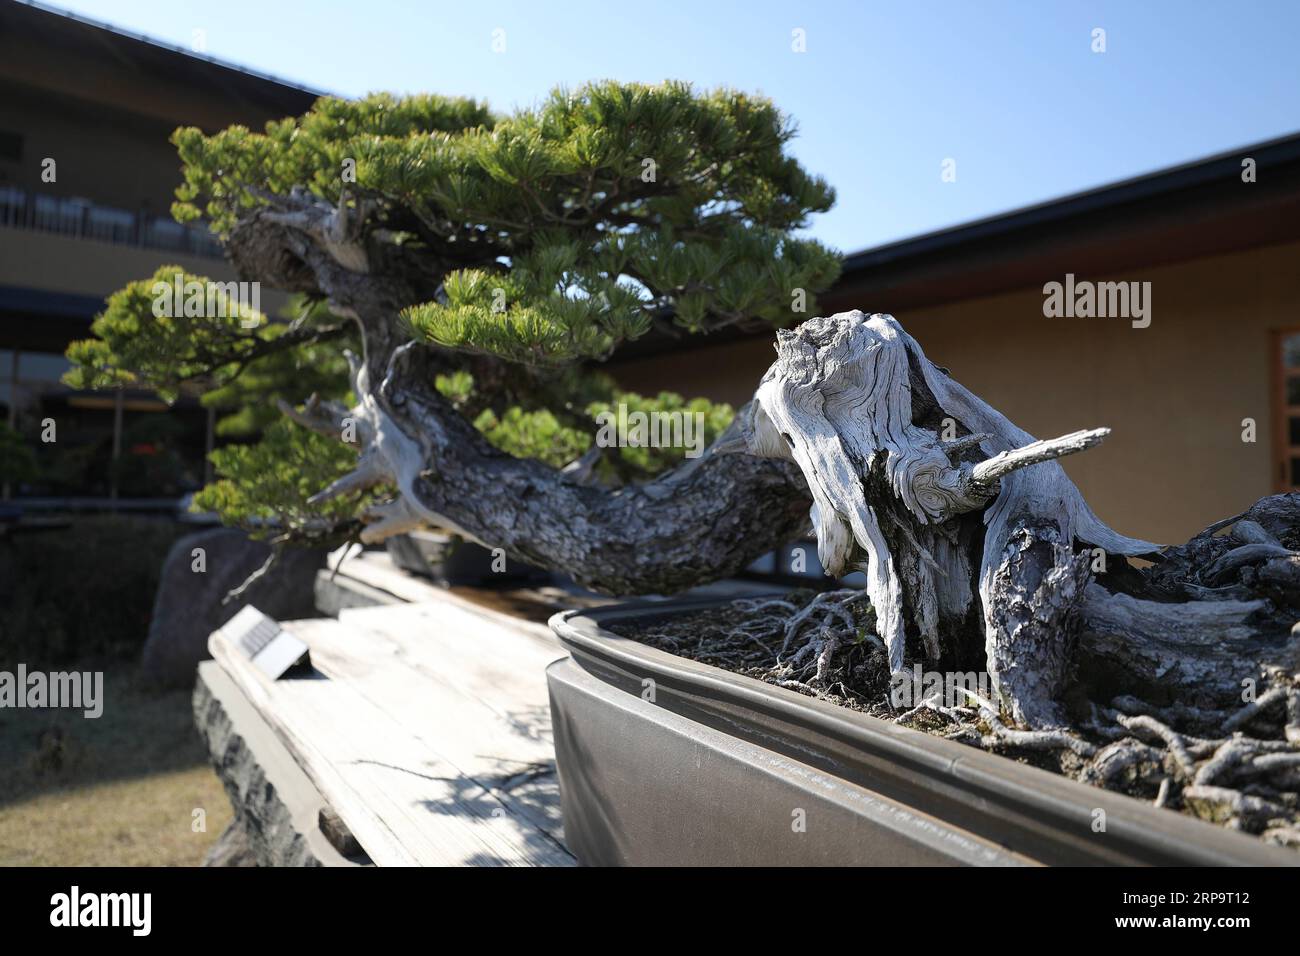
736;312;1300;726
228;191;814;595
227;191;1300;728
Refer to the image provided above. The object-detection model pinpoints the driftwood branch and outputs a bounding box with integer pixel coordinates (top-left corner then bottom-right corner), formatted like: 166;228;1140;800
735;311;1300;728
225;189;1300;732
732;312;1158;725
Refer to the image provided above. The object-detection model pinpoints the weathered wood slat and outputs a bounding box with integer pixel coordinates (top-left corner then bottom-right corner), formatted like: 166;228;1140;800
193;661;368;866
327;545;612;625
321;602;567;839
336;604;560;734
209;608;575;866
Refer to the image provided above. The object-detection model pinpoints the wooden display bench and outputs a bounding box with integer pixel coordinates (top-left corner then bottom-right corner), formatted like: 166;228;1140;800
195;545;773;866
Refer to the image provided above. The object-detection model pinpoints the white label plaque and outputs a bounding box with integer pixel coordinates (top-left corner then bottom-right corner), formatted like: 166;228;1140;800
222;606;311;679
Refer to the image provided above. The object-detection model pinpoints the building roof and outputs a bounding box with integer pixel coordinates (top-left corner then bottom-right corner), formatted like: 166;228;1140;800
611;128;1300;362
824;129;1300;314
0;1;323;130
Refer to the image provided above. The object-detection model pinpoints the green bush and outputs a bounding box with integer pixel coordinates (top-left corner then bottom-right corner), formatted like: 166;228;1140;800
0;422;37;486
0;516;185;668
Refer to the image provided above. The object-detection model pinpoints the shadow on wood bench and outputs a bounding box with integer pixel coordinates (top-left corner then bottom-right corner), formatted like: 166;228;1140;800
195;546;781;866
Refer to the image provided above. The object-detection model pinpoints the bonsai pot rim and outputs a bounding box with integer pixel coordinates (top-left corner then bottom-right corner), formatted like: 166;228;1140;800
550;597;1296;866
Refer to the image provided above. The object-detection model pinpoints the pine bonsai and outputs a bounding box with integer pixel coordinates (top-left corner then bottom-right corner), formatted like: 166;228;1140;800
67;81;1300;822
67;83;838;565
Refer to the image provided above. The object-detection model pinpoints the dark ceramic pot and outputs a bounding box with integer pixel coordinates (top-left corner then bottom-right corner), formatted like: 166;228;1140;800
548;599;1294;866
386;530;549;586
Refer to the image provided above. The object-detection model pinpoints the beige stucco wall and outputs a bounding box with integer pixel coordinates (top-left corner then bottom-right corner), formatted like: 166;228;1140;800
0;228;225;297
0;228;291;315
611;239;1300;547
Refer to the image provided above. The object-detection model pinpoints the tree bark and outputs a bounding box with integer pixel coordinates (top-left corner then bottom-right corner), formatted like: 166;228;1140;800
730;312;1300;726
226;194;813;594
225;193;1300;728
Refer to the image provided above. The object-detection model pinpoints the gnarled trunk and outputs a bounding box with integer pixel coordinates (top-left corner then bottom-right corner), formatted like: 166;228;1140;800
228;193;1300;729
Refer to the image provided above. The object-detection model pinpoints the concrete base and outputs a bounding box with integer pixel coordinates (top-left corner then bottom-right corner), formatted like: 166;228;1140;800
313;567;401;616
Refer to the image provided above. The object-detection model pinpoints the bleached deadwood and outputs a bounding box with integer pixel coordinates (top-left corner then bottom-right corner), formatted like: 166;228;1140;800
1232;520;1282;547
730;311;1300;729
1205;543;1295;585
226;188;1300;732
968;428;1112;491
733;312;1156;725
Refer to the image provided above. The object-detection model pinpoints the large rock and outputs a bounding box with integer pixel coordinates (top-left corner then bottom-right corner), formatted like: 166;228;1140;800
142;528;325;688
203;820;258;867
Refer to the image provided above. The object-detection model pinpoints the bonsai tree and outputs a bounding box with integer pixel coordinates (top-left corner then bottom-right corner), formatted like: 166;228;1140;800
66;83;1300;755
67;84;837;558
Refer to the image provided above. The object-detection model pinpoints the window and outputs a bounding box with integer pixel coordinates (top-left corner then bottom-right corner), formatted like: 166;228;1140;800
1274;330;1300;490
0;130;22;162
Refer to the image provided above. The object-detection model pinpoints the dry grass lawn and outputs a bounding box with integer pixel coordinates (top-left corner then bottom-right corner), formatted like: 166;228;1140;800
0;662;231;866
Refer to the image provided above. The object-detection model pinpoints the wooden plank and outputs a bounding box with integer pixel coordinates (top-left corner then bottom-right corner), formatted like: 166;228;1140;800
194;661;366;866
209;613;575;867
337;603;562;728
330;546;611;626
316;602;567;840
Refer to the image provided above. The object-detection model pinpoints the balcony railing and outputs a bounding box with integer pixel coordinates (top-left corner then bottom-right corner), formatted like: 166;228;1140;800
0;185;224;259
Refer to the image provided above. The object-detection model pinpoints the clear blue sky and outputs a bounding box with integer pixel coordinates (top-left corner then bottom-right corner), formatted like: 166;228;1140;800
42;0;1300;254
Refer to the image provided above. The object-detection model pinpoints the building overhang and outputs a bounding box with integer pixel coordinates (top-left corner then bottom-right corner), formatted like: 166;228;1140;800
607;130;1300;364
0;1;322;132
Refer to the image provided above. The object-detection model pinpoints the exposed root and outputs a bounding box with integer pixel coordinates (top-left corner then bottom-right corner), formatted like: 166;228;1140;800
718;592;1298;818
1223;686;1290;733
980;708;1097;757
1081;738;1164;789
814;631;840;685
1196;737;1263;786
895;694;975;727
730;589;878;694
610;588;1300;850
1089;690;1300;834
772;588;871;659
1109;694;1228;733
1182;785;1288;830
1110;713;1204;777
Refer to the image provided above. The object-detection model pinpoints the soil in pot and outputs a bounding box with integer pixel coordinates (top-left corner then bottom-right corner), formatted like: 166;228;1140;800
606;588;1300;853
